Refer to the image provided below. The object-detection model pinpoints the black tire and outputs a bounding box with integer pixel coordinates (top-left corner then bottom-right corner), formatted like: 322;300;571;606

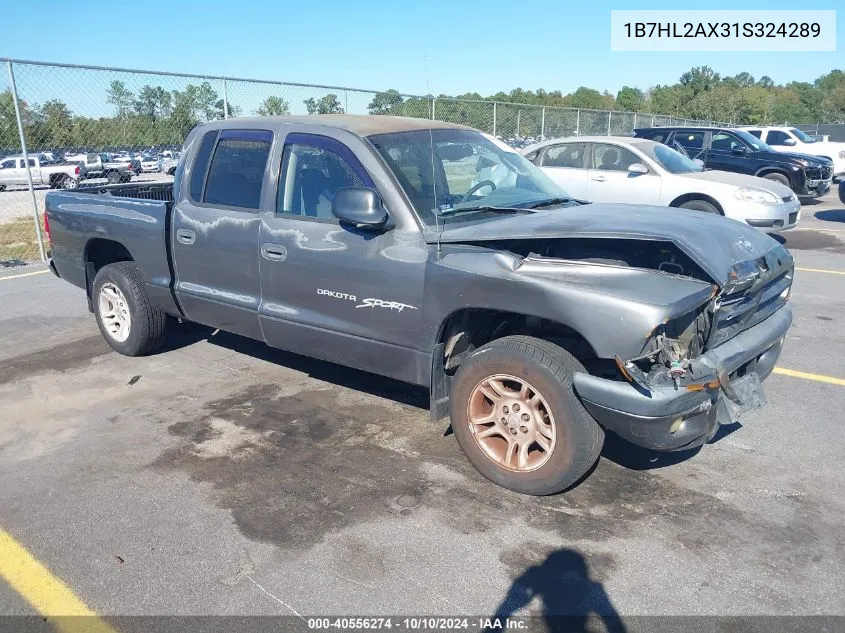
0;185;6;192
762;172;791;188
60;175;78;189
679;198;720;214
449;335;604;495
92;262;167;356
106;170;121;184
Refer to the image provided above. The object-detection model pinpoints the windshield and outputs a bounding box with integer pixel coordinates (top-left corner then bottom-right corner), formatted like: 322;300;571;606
789;128;816;143
643;143;703;174
732;129;774;152
367;129;570;228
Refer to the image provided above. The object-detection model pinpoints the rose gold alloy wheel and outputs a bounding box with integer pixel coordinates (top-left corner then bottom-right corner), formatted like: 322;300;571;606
466;374;556;472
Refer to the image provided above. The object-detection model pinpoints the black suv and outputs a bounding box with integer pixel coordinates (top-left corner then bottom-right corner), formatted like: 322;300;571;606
634;126;833;198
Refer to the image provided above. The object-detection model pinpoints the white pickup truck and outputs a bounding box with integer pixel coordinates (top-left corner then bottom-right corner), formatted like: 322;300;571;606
0;155;86;190
739;126;845;179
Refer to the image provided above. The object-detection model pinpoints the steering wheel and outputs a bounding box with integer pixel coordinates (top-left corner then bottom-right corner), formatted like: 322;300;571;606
459;180;496;203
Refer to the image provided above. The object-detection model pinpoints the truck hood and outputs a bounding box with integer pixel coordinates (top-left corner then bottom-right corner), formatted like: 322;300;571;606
427;204;790;287
755;150;832;166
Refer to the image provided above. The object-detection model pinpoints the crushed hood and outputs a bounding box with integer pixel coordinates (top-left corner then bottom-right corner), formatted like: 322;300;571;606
427;204;790;286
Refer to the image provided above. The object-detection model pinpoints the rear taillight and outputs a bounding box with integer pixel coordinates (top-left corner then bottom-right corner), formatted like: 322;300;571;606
44;209;51;243
74;166;80;175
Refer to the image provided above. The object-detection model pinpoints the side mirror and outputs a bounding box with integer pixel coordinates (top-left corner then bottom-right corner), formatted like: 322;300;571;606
693;158;705;169
782;138;797;146
731;145;747;155
332;187;388;228
627;163;648;175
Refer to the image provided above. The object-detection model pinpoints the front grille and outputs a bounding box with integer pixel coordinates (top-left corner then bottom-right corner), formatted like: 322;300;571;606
782;195;794;202
710;269;792;347
823;166;833;179
789;211;798;224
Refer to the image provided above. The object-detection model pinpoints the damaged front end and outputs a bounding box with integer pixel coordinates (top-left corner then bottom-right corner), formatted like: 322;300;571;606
582;253;793;452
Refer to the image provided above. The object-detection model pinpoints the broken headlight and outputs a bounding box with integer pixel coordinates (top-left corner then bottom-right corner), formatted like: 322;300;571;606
615;303;715;392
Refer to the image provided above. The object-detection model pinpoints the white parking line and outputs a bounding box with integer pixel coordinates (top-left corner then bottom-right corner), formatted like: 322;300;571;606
0;269;49;282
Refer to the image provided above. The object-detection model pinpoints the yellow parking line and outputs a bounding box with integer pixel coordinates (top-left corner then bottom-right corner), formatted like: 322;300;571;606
0;269;49;281
773;367;845;387
795;267;845;276
0;529;117;633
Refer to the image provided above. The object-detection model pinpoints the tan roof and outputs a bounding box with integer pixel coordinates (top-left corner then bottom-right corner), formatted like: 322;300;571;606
220;114;475;137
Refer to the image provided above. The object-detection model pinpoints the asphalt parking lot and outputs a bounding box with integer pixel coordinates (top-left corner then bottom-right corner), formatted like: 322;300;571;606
1;190;844;629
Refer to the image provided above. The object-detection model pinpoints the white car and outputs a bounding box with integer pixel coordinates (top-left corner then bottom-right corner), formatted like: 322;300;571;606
522;136;800;233
139;156;161;173
739;126;845;179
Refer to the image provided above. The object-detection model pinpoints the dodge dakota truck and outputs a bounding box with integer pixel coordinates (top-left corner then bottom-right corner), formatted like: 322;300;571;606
45;115;794;495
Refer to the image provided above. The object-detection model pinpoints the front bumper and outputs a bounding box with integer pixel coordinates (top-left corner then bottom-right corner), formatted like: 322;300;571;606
799;175;832;197
729;198;801;233
572;305;792;451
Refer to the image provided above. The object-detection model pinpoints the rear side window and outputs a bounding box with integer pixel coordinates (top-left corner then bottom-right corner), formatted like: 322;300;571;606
203;129;273;209
674;132;705;151
541;143;588;168
189;131;219;202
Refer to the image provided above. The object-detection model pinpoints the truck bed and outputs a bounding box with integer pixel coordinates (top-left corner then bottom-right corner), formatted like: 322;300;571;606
45;181;178;314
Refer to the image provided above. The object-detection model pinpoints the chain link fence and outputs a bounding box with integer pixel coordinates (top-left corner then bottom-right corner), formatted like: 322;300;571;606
0;58;770;265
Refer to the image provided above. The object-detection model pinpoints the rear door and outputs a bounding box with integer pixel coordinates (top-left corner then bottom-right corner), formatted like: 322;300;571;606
171;128;272;340
26;158;43;185
585;142;661;204
536;142;589;198
705;131;756;176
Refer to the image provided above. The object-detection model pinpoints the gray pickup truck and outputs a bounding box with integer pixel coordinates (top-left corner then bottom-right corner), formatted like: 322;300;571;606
45;115;793;495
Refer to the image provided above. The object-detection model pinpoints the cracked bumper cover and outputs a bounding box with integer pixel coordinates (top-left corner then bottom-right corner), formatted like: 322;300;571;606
572;305;792;451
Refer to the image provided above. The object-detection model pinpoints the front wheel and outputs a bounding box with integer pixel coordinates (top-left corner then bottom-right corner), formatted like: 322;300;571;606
449;335;604;495
679;199;719;214
763;172;791;188
92;262;167;356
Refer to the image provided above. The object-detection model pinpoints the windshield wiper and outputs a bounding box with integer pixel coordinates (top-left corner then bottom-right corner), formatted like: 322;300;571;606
524;197;581;209
435;205;536;218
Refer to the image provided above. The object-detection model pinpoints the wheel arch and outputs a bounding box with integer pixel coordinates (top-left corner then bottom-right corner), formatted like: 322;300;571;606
429;307;602;422
754;166;793;184
668;192;724;215
83;238;136;310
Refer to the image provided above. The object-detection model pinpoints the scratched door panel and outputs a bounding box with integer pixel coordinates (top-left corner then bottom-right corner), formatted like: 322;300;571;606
258;215;429;385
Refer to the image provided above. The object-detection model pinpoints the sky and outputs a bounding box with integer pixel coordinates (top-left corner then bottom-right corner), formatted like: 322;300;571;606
1;0;842;100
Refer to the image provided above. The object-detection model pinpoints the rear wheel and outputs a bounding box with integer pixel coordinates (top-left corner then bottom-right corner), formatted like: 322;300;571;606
449;335;604;495
92;262;167;356
762;172;791;188
679;198;719;214
0;185;6;192
106;170;121;184
60;175;78;189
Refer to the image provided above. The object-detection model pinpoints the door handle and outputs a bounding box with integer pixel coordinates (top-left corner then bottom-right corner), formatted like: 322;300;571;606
261;243;287;261
176;228;195;245
590;175;606;182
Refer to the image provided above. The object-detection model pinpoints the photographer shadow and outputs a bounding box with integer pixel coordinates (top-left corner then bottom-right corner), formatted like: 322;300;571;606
488;549;627;633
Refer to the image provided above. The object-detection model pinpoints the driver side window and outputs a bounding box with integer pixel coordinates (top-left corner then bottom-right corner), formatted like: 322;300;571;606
766;130;793;146
277;133;374;219
710;133;743;151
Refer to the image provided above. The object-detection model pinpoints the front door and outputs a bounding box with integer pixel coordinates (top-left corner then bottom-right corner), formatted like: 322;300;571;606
706;131;755;176
171;128;272;340
585;143;661;204
258;132;428;385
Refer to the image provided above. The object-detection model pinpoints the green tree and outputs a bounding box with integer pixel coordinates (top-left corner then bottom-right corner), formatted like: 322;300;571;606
616;86;645;112
304;94;344;115
257;96;291;116
106;80;135;118
368;89;403;115
679;66;720;96
569;87;609;110
32;99;74;147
